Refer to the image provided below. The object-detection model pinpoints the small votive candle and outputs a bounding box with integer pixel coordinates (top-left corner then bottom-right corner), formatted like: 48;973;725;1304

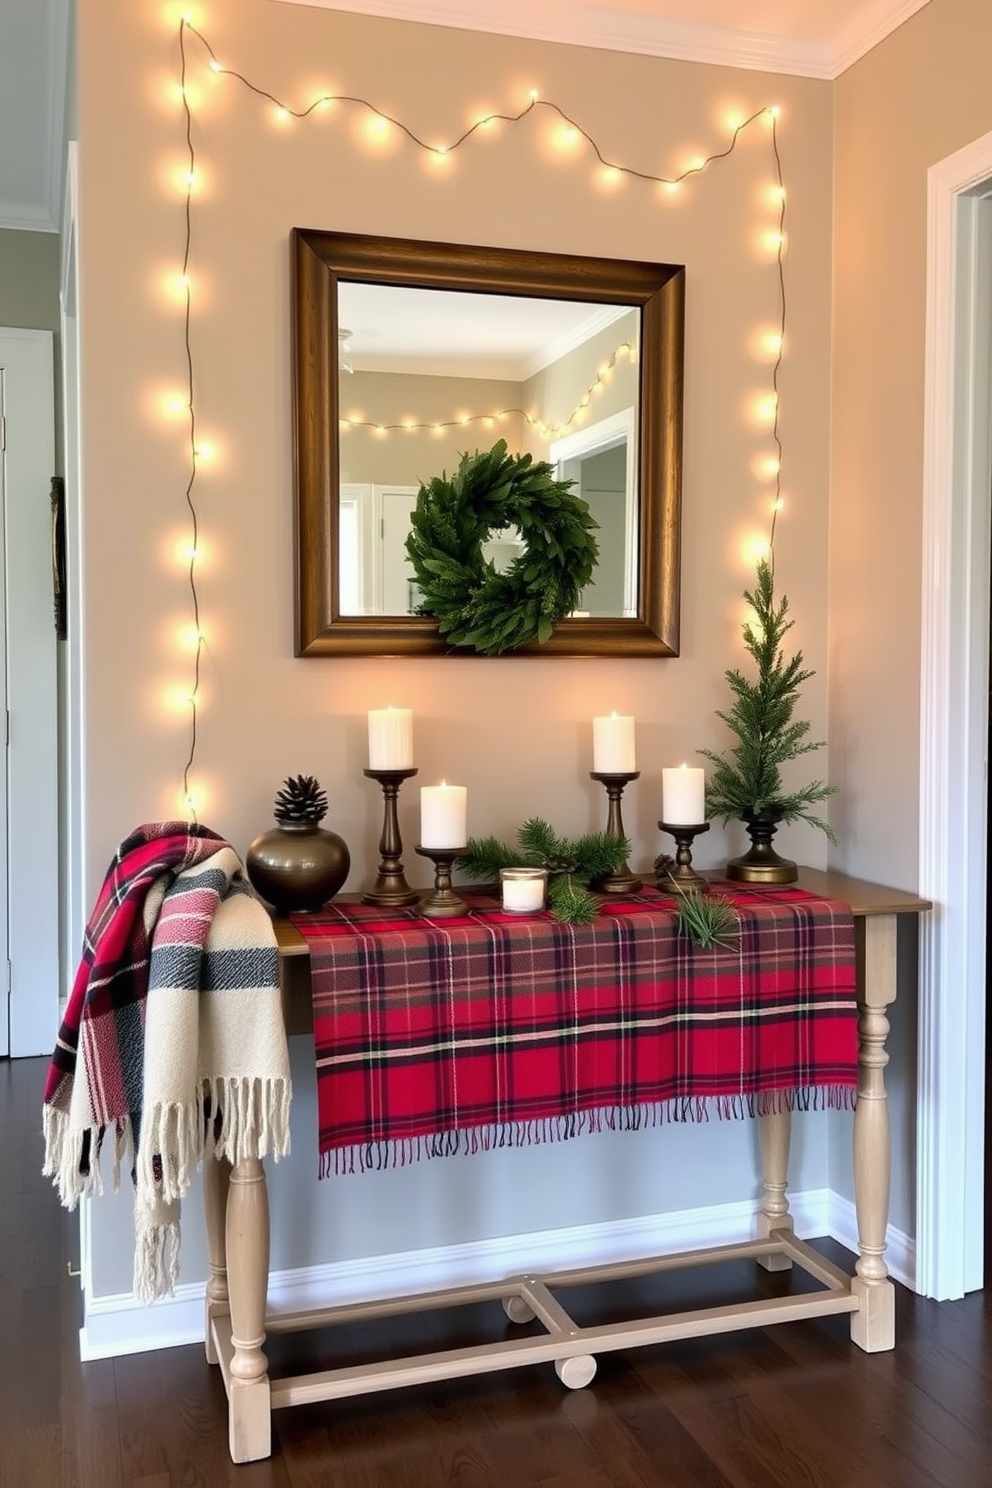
662;764;706;825
593;712;636;773
368;706;413;770
420;782;468;848
500;867;548;913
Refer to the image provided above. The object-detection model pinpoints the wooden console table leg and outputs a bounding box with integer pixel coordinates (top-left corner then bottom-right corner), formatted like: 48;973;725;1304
202;1153;232;1365
226;1156;272;1463
850;913;896;1353
756;1106;794;1270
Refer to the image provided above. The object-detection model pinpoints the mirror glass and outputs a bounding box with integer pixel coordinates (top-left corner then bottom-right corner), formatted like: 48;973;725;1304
293;230;684;657
336;282;640;619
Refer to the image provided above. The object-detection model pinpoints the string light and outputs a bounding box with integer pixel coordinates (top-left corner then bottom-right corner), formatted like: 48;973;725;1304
765;112;787;559
181;23;779;196
177;20;203;822
336;341;635;443
168;18;789;802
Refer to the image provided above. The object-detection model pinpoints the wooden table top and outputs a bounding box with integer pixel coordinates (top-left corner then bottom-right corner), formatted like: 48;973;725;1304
272;868;931;958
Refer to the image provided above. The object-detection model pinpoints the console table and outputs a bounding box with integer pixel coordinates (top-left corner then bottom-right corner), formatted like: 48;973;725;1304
201;868;928;1463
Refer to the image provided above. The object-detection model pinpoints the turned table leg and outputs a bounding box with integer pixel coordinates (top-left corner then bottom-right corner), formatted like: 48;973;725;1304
756;1106;794;1270
202;1153;232;1364
226;1156;272;1462
850;913;896;1352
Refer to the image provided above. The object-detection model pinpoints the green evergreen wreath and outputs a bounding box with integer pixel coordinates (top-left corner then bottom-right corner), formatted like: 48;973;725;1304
405;440;600;655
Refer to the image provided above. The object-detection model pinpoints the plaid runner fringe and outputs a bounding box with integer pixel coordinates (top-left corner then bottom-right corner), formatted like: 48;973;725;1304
294;883;859;1178
321;1086;856;1177
42;823;291;1302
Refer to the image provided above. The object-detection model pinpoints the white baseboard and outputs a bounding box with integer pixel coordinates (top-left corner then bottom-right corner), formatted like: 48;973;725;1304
79;1186;911;1360
826;1190;916;1291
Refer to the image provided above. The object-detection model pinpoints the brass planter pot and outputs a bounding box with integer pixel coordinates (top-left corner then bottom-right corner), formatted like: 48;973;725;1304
725;807;798;885
246;821;350;913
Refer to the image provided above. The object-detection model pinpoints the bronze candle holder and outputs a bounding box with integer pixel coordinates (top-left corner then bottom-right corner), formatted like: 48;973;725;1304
414;845;469;919
590;770;642;894
656;820;710;894
362;767;420;907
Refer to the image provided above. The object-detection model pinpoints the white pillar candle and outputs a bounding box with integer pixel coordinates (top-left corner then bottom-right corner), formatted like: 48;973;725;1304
662;764;706;825
593;712;636;773
368;706;413;770
420;782;468;848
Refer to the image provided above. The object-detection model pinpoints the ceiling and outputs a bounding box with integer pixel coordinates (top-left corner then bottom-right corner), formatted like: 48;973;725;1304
0;0;930;233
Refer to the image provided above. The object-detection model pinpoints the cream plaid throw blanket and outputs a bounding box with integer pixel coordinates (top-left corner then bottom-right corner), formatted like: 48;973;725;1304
43;823;291;1301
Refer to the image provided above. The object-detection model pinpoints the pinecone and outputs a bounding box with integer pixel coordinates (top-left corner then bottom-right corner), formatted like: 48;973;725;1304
273;774;328;826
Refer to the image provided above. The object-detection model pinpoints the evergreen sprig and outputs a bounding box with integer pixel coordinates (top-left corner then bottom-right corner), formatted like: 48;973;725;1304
456;818;630;924
699;559;837;840
673;888;739;950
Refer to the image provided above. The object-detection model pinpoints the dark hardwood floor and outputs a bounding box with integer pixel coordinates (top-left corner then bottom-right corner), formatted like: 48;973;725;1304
5;1053;991;1488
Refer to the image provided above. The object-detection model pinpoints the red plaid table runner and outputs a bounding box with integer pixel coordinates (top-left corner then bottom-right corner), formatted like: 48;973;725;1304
291;883;858;1175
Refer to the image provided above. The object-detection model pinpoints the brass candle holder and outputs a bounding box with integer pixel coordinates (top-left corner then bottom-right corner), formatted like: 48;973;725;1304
414;845;469;919
656;820;710;894
590;770;642;894
362;767;420;907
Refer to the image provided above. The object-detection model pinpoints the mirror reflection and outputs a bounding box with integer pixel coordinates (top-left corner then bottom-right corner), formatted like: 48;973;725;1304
292;229;684;657
335;283;640;619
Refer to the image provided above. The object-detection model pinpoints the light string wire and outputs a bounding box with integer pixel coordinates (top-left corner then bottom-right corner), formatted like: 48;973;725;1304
340;339;636;442
178;19;202;822
173;18;787;803
766;114;786;570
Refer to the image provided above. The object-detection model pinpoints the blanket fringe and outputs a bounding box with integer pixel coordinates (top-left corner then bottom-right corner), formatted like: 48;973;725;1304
43;1105;135;1209
319;1085;857;1177
45;1079;292;1216
205;1075;292;1169
133;1216;181;1303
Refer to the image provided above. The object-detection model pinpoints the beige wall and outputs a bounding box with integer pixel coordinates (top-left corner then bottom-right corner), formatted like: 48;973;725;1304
77;0;838;1290
78;0;833;889
827;0;992;1213
830;0;992;887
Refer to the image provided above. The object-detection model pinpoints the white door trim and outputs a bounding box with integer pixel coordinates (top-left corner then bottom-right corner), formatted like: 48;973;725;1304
918;128;992;1299
0;328;60;1056
61;139;86;985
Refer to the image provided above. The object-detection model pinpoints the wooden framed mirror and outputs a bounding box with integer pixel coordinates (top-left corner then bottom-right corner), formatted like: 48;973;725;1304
292;229;684;657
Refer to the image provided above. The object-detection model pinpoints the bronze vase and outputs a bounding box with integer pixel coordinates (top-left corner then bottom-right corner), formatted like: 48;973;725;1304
725;806;798;885
246;821;351;913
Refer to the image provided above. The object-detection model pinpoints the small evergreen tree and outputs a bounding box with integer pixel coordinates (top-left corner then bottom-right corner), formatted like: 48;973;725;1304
699;559;837;841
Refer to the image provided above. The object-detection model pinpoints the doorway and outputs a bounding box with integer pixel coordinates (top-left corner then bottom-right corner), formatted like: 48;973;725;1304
918;133;992;1299
0;328;60;1056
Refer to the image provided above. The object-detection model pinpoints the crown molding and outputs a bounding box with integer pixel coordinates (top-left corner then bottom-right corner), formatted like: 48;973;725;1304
269;0;932;79
828;0;930;76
